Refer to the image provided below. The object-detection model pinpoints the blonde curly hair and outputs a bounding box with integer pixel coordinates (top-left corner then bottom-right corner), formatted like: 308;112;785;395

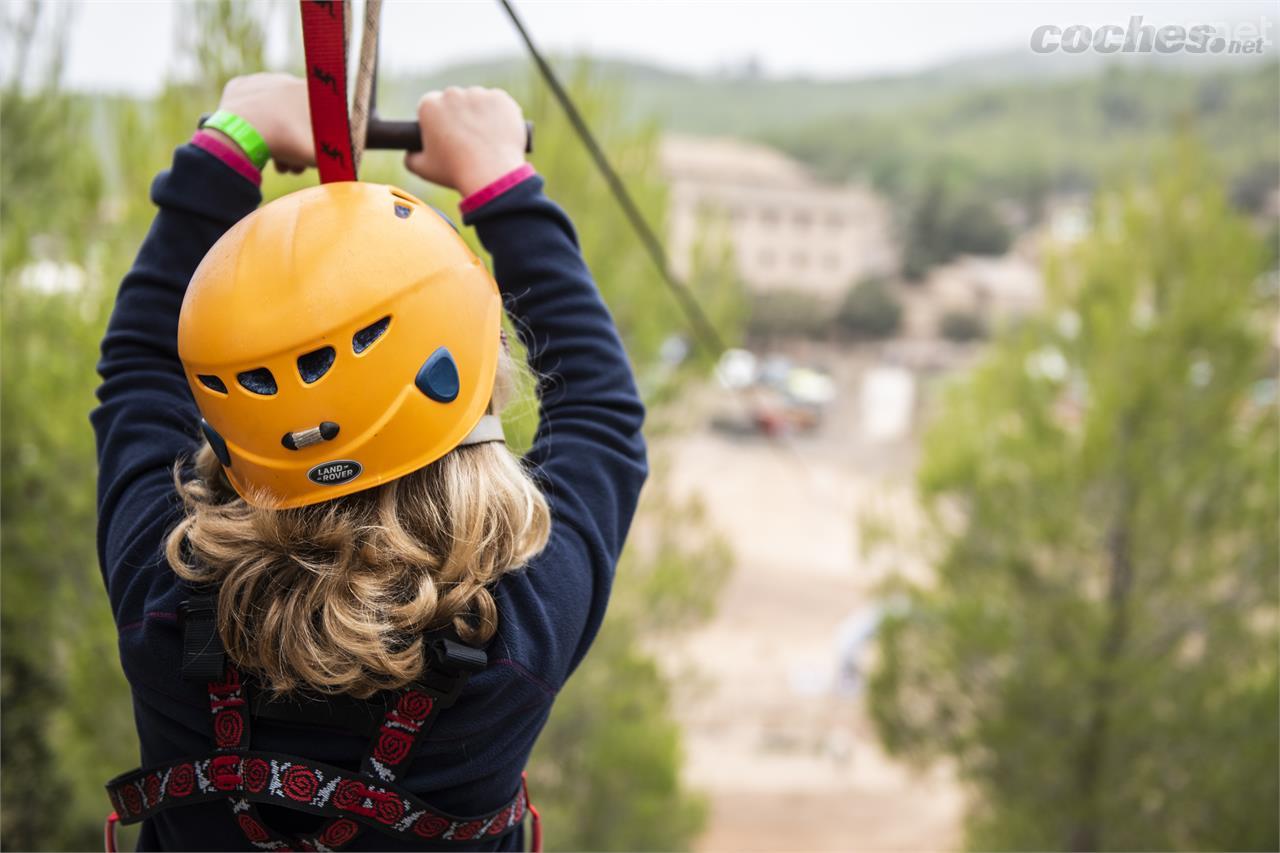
166;346;550;698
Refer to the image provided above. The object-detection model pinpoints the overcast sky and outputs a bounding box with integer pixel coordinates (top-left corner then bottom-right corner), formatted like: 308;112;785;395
45;0;1280;93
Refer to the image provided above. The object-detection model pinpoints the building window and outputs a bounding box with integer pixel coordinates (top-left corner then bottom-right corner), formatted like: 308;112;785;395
822;253;840;270
759;250;775;268
793;210;812;228
825;212;845;228
760;208;780;226
791;252;809;270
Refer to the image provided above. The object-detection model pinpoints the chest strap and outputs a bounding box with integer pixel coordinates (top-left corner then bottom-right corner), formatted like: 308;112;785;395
105;749;529;847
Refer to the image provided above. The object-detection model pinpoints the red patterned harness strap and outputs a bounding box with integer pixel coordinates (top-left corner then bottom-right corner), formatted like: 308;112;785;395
106;608;528;850
209;667;299;851
294;683;449;849
291;636;487;849
105;664;528;849
104;748;529;846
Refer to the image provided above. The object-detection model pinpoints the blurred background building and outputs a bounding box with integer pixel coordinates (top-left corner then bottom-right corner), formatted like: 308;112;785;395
662;135;898;296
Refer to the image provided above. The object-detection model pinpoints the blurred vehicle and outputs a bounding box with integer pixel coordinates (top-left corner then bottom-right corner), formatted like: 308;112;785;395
716;347;758;389
714;348;836;437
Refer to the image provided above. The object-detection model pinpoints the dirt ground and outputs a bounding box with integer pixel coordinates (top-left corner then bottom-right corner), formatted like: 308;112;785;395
656;351;965;852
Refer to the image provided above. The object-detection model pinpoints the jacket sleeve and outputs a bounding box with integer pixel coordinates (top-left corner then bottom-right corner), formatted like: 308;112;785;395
91;144;261;624
463;175;649;685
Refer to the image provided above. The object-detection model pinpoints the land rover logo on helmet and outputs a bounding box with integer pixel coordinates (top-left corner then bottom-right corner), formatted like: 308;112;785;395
307;460;363;486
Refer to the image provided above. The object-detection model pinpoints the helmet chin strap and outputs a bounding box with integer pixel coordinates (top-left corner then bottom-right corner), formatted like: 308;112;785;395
455;414;506;447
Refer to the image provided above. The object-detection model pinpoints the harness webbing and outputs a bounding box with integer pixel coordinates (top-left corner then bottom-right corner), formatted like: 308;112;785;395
106;595;532;850
211;667;297;850
105;747;528;847
300;0;357;182
105;663;528;849
178;595;225;681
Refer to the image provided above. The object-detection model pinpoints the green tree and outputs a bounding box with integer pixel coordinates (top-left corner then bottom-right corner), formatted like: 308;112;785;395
1;6;118;849
869;140;1278;851
836;276;902;340
900;173;1012;280
1228;157;1280;216
181;0;268;95
938;309;985;342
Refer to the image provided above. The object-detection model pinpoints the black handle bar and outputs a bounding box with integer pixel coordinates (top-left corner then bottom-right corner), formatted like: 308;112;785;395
197;115;534;156
365;117;534;153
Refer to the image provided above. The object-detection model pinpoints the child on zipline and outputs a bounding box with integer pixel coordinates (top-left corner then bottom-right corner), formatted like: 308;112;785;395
94;72;647;851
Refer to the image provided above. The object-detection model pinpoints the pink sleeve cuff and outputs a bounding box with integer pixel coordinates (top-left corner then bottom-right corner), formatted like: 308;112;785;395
459;163;537;215
191;130;262;187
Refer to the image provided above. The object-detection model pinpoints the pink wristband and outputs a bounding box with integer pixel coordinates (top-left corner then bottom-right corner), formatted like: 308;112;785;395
192;130;262;187
459;163;536;215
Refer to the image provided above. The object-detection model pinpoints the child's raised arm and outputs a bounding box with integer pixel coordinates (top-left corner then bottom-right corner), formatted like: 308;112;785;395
92;74;310;622
406;88;649;684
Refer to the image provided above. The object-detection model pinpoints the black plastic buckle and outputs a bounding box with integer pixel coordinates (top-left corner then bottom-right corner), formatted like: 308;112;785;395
414;637;488;709
427;637;488;674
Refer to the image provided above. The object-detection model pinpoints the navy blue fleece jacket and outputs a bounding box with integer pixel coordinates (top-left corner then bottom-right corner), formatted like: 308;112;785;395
92;143;647;851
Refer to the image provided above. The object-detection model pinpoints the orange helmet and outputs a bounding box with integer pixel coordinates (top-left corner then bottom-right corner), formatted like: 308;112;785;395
178;182;504;509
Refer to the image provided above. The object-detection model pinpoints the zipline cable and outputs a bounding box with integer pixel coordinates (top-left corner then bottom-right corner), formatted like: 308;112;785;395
495;0;729;359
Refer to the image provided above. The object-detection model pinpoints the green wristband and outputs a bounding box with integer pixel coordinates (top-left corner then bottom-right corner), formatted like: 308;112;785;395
201;110;270;170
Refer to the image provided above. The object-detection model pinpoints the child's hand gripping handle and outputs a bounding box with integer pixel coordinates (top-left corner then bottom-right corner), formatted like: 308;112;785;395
402;87;532;198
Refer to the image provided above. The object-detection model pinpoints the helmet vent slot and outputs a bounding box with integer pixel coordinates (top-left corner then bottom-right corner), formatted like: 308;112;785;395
237;367;278;396
353;316;391;354
297;346;336;384
197;374;227;394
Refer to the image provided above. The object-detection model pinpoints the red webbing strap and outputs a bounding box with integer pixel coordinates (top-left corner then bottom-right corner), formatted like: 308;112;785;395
105;667;531;848
524;772;543;853
103;811;120;853
104;752;529;845
300;0;357;182
298;684;444;849
209;667;298;851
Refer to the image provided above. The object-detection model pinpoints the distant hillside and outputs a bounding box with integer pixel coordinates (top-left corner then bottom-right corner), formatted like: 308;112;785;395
764;60;1279;204
381;52;1108;136
382;53;1278;213
383;51;1274;137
